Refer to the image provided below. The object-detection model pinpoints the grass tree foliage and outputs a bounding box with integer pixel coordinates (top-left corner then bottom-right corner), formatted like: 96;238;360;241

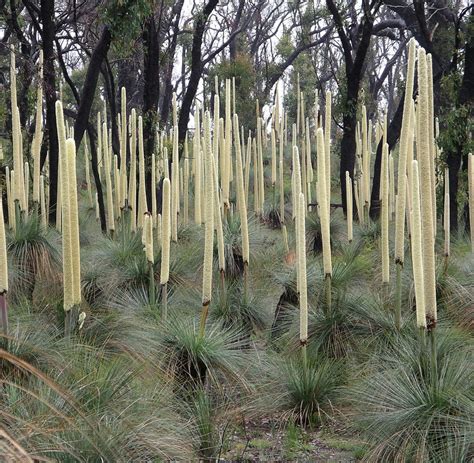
0;40;473;462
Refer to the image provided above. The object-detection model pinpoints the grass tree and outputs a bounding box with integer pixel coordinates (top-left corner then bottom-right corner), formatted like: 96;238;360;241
0;194;8;334
316;128;332;313
200;112;214;338
160;178;171;320
394;38;416;330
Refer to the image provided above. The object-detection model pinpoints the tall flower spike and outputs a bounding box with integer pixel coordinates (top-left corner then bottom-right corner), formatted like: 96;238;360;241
66;139;81;305
298;193;308;344
345;171;353;242
410;160;426;328
469;153;474;253
32;51;43;205
129;109;137;232
234;114;249;265
444;168;450;258
160;179;171;285
382;143;390;283
394;40;416;265
202;111;214;306
317;128;332;277
417;47;437;325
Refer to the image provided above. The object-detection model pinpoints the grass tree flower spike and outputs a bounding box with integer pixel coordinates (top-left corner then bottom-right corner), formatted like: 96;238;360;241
144;212;155;305
394;39;416;265
32;51;43;207
137;116;147;227
200;111;214;338
194;104;202;225
316;128;332;278
234;114;250;296
393;38;416;330
160;178;171;320
129;109;137;232
317;127;332;313
345;171;353;242
469;153;474;252
56;102;73;313
324;91;331;208
417;48;437;328
172;126;179;242
297;193;308;360
40;175;47;228
66;139;81;308
443;168;450;264
382;143;390;284
410;160;426;329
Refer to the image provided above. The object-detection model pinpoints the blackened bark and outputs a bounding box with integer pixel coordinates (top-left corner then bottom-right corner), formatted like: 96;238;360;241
87;127;107;232
40;0;59;223
369;90;405;219
461;10;474;233
448;9;474;232
328;0;379;214
74;27;112;150
142;16;160;210
159;0;185;126
102;59;120;161
178;0;219;151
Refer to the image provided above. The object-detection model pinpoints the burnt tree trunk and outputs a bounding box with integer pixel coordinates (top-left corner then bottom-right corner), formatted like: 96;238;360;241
40;0;59;223
369;89;405;218
159;0;185;127
142;16;160;210
87;126;107;232
178;0;219;152
102;59;120;162
327;0;379;214
447;8;474;232
74;26;112;150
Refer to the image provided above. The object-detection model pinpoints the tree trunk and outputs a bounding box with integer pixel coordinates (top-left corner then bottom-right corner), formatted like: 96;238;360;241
74;27;112;150
142;16;160;211
178;0;219;151
159;0;185;127
87;126;107;232
449;9;474;232
40;0;59;223
102;59;120;162
369;89;405;218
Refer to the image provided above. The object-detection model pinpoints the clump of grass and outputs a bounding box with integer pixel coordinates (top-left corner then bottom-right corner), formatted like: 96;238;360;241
349;327;473;462
210;280;267;336
256;353;344;427
7;213;59;299
0;345;195;461
157;316;252;389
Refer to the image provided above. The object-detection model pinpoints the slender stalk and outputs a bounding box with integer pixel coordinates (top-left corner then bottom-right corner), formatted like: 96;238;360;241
220;269;226;300
149;261;155;306
428;327;438;394
324;274;332;315
382;282;390;305
161;282;168;321
301;341;307;370
14;200;21;231
243;262;249;302
199;302;210;338
395;262;402;330
0;293;8;336
65;305;79;337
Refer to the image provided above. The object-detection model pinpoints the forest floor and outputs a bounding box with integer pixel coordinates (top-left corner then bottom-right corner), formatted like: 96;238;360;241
221;417;364;462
